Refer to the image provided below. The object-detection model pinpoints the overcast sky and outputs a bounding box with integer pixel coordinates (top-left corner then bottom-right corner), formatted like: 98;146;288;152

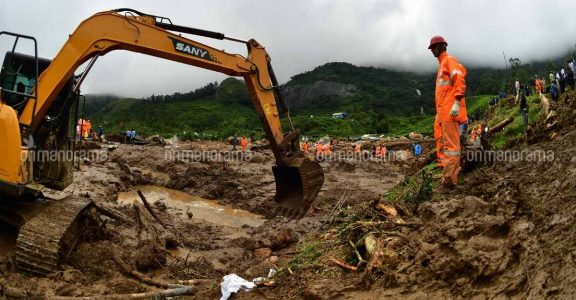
1;0;575;97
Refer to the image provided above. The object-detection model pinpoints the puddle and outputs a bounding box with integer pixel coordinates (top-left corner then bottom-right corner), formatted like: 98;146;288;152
117;185;264;228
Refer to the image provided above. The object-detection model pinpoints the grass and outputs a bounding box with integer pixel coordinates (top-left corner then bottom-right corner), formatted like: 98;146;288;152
286;241;323;271
381;169;434;209
488;95;544;149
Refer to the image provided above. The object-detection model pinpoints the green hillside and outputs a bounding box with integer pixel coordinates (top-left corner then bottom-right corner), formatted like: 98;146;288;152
86;78;261;139
84;58;561;140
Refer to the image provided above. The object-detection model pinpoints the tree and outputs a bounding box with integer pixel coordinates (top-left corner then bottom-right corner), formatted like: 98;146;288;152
509;58;522;70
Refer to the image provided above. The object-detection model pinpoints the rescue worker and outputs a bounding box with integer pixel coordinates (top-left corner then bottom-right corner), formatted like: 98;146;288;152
232;135;238;150
375;145;382;158
98;125;104;141
324;141;331;158
414;143;422;160
85;120;92;139
240;136;248;152
519;90;528;133
302;140;309;153
381;146;387;160
428;36;467;187
469;123;482;145
535;78;542;95
354;143;361;157
316;142;323;159
130;130;136;145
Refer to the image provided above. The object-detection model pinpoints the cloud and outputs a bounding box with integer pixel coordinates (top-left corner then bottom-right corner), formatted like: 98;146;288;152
1;0;575;97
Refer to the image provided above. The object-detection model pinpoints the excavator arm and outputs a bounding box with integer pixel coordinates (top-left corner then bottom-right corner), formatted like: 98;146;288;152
1;9;323;217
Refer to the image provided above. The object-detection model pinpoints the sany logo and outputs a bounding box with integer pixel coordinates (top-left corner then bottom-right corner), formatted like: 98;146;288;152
169;37;211;60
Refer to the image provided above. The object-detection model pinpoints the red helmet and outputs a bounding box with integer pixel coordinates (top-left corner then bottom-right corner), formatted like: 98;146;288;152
428;36;447;49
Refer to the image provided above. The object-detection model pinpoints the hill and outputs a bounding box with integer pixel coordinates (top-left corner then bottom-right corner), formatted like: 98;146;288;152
84;56;568;139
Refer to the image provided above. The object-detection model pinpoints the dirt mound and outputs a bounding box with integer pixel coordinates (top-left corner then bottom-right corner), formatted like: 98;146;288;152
75;140;101;150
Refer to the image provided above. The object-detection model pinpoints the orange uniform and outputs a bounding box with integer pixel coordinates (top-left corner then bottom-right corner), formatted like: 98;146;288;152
535;79;542;94
316;143;323;157
324;142;331;157
240;137;248;152
302;141;309;153
434;52;467;186
469;124;482;144
354;143;361;155
375;146;381;158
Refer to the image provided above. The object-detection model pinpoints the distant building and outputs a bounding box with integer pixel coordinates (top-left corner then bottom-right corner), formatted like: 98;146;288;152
332;112;348;119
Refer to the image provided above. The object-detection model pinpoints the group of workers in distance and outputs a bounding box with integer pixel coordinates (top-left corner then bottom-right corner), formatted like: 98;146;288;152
76;118;104;141
125;130;138;145
231;136;249;152
300;140;423;161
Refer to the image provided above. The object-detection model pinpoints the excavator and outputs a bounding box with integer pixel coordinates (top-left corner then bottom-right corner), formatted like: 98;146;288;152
0;8;324;275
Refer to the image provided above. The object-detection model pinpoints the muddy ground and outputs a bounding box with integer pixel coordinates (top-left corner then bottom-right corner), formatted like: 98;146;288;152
0;92;575;299
0;138;413;299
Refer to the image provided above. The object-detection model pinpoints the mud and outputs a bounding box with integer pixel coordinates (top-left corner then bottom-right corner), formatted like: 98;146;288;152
0;138;406;299
0;107;573;299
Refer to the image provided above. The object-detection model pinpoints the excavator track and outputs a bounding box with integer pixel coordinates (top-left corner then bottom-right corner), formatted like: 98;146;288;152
14;196;93;275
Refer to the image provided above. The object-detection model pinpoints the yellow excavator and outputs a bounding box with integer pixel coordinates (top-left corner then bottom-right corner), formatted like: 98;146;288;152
0;8;324;275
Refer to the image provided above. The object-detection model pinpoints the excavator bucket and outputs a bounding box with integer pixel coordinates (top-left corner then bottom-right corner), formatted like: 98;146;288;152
273;157;324;218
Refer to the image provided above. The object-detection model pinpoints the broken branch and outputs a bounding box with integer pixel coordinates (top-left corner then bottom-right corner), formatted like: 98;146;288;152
137;190;168;229
48;286;196;300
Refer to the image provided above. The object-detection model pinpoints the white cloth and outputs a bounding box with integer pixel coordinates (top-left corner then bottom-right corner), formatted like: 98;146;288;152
220;274;256;300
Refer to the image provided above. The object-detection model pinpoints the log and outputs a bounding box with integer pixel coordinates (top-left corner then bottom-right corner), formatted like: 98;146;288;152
94;203;134;226
137;190;168;229
112;253;182;289
328;256;358;272
378;139;434;148
48;286;196;300
488;117;514;135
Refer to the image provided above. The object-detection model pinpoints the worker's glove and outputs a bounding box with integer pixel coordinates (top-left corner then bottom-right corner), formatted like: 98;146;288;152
450;100;460;117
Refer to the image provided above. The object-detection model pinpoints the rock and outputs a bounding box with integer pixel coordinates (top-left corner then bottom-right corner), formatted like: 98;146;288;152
249;154;266;164
409;132;424;139
266;256;279;264
253;247;272;259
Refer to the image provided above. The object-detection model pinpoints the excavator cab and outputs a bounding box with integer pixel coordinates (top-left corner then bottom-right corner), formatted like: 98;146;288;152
0;51;77;192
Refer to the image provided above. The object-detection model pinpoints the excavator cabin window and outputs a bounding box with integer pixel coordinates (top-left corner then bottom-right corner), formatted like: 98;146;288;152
0;52;47;113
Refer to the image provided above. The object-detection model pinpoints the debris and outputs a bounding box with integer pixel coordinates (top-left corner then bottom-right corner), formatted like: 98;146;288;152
253;247;273;259
328;256;358;272
487;117;514;136
94;202;134;225
349;240;367;268
376;203;398;218
48;286;196;300
321;188;348;228
219;274;257;300
363;234;378;258
137;190;168;229
112;252;181;289
408;132;424;139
